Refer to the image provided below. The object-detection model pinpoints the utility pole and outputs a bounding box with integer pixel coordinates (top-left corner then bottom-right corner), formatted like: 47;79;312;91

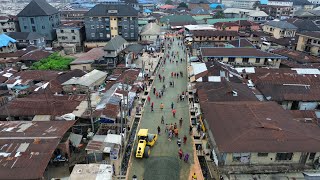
87;88;94;132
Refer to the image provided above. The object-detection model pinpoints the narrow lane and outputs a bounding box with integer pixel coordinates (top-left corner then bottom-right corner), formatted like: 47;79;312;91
128;35;193;180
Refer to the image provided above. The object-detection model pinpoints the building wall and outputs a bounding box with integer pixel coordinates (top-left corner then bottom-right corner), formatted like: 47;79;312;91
267;1;293;6
85;16;138;42
18;13;61;41
203;56;281;67
189;3;210;10
70;63;92;71
56;27;84;46
216;26;239;31
0;21;19;33
140;34;158;42
193;35;237;42
263;25;296;39
296;35;320;56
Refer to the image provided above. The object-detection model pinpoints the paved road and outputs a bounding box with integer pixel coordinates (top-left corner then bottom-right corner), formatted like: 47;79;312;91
128;36;194;180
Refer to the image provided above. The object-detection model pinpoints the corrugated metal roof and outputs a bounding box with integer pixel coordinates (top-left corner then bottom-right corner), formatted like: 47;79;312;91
62;69;107;87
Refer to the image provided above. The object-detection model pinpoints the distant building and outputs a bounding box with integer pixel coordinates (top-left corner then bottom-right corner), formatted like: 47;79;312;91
70;48;104;71
221;0;259;9
189;0;211;10
60;9;88;21
296;31;320;56
0;15;20;33
6;32;46;49
56;22;85;47
139;22;161;42
17;0;61;43
259;5;294;19
263;21;297;39
84;4;139;43
0;34;17;53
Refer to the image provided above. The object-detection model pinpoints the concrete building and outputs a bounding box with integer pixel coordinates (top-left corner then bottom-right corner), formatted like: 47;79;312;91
222;0;259;9
56;21;85;47
17;0;61;43
259;5;295;19
70;48;104;71
0;33;17;53
60;9;88;21
0;15;20;33
263;21;297;39
139;22;161;42
296;31;320;56
84;4;138;43
6;32;45;49
200;47;287;68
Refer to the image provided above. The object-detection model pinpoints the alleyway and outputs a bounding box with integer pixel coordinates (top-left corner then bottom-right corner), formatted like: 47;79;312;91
128;35;194;180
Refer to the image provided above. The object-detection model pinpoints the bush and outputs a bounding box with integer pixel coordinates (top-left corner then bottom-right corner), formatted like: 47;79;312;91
31;52;73;70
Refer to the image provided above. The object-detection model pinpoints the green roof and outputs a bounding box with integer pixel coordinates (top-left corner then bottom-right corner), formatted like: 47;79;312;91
159;15;196;24
206;18;248;25
138;20;148;25
192;15;212;21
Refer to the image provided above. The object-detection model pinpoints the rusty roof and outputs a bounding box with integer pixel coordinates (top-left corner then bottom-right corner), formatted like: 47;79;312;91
201;101;320;152
272;48;320;64
196;81;258;102
0;121;75;180
192;30;239;37
18;49;52;62
0;95;84;117
201;47;286;58
249;68;320;101
0;46;38;58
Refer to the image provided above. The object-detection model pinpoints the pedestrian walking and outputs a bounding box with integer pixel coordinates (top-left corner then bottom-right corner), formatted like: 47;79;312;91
179;118;183;127
151;102;154;112
174;128;179;137
189;125;193;135
153;87;156;94
163;76;165;82
174;122;177;129
157;126;161;135
172;109;176;118
165;124;169;133
184;153;189;163
178;148;183;159
177;138;181;147
171;72;173;77
147;96;150;104
168;130;172;141
183;135;187;144
192;173;197;180
171;102;174;110
156;91;159;98
160;103;164;111
161;115;164;124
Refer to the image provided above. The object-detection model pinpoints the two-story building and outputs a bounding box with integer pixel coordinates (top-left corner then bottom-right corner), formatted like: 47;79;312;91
189;0;211;10
263;20;297;39
17;0;61;43
200;47;287;68
93;35;128;69
259;5;294;19
0;15;20;33
6;32;45;49
214;22;240;32
192;30;239;43
296;31;320;56
56;21;85;48
0;34;17;53
84;4;138;44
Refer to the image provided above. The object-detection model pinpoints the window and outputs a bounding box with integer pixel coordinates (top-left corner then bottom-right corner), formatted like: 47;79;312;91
24;26;27;29
32;26;36;32
111;27;113;30
100;25;104;28
107;51;111;54
114;18;116;20
91;33;95;38
42;26;45;29
228;57;235;62
89;17;93;21
30;18;34;24
98;17;102;21
124;33;128;37
242;58;249;63
114;27;117;30
96;25;100;28
313;40;317;43
105;18;110;21
99;33;103;38
83;66;87;71
309;153;316;160
106;34;110;38
118;18;122;21
71;30;75;33
29;40;34;44
72;36;76;40
131;33;134;37
130;25;134;29
276;153;293;161
91;25;94;29
60;30;64;33
257;153;268;157
232;153;250;162
124;25;127;29
255;58;260;63
106;27;110;31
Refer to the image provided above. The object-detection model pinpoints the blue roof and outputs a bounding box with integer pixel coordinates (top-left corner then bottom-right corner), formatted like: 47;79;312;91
144;9;152;13
0;34;16;48
210;3;224;9
260;0;268;4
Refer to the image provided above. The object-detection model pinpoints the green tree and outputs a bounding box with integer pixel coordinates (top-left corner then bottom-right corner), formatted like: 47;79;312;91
178;2;188;8
213;11;225;19
30;52;74;70
165;0;173;5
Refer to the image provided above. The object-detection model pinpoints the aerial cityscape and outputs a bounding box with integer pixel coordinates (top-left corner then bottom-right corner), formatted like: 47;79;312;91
0;0;319;179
